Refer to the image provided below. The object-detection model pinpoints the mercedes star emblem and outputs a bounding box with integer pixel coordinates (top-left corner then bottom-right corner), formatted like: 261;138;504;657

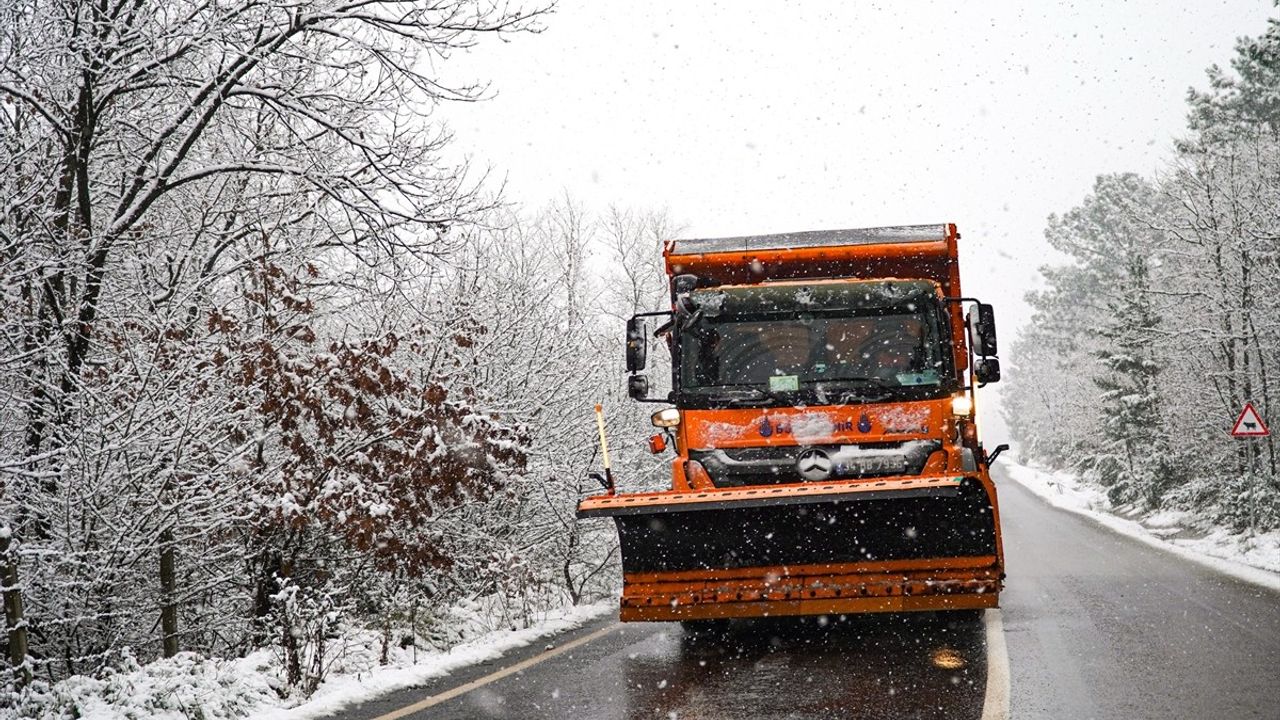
797;448;833;481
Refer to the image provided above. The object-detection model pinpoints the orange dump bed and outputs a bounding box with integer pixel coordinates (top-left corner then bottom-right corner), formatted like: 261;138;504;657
665;223;961;295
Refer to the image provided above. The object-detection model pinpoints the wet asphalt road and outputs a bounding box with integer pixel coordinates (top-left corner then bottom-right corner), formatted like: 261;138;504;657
326;464;1280;719
998;466;1280;719
329;614;988;720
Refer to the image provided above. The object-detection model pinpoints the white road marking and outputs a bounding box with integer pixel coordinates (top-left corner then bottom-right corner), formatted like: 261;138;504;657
981;608;1011;720
368;623;620;720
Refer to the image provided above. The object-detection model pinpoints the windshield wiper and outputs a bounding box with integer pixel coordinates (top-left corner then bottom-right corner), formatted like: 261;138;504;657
807;377;895;404
805;376;893;393
807;376;891;386
697;387;781;407
691;377;905;407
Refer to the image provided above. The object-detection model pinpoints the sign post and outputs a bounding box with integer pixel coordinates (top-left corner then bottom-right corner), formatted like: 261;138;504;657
1230;402;1270;438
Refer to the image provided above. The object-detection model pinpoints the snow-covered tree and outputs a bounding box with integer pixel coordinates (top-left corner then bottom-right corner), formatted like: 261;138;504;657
1006;16;1280;531
0;0;549;686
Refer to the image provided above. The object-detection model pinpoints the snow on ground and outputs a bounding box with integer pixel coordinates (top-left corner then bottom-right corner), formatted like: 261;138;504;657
4;601;614;720
5;650;279;720
261;600;613;720
1005;460;1280;592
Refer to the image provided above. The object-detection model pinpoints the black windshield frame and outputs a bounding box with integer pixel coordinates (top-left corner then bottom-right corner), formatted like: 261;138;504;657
672;282;959;410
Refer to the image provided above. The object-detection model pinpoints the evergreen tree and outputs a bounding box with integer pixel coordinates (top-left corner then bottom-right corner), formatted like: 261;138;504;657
1091;252;1175;506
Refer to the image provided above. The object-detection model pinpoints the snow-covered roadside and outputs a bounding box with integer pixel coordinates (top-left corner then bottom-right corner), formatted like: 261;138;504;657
1004;461;1280;592
4;601;614;720
261;601;614;720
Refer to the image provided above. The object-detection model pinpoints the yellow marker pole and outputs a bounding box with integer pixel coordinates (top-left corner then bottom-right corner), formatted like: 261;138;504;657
594;404;615;494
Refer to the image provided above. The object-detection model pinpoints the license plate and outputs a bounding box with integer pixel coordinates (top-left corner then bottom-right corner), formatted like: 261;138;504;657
836;451;907;476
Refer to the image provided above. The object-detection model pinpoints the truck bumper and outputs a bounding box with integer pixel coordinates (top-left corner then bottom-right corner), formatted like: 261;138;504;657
617;557;1001;621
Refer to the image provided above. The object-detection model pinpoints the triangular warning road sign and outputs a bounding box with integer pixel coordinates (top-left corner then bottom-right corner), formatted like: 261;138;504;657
1231;402;1270;437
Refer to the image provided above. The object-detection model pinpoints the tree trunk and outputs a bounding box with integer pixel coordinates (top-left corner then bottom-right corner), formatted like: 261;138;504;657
160;529;178;658
0;533;30;686
562;523;580;605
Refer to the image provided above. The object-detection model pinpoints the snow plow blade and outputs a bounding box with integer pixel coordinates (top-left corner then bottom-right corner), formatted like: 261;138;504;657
576;475;1001;621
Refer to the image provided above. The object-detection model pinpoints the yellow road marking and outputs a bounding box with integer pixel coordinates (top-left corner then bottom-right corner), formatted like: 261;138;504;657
368;623;621;720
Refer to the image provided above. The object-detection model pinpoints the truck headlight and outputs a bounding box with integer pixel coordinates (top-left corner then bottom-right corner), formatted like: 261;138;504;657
950;395;974;417
651;408;681;428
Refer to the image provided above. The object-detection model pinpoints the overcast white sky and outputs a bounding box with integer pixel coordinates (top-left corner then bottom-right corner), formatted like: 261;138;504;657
439;1;1275;435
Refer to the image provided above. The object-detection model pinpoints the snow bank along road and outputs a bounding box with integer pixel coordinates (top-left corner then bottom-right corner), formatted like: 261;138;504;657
323;464;1280;719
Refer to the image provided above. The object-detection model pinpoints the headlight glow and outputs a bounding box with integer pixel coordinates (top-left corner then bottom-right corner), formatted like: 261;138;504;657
950;395;974;417
651;408;681;428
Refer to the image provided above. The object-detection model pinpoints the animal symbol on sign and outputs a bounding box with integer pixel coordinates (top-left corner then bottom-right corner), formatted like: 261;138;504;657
1232;402;1270;437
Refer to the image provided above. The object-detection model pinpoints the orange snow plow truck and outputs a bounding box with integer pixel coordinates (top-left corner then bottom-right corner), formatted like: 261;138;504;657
577;223;1008;622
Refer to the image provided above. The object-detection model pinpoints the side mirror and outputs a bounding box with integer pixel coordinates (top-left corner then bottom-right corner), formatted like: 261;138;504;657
967;303;998;357
975;357;1001;385
672;273;699;295
985;443;1010;465
626;316;647;373
628;374;650;400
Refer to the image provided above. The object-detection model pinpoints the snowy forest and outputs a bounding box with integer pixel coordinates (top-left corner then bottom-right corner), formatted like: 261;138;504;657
0;0;679;705
1004;20;1280;533
2;0;1280;716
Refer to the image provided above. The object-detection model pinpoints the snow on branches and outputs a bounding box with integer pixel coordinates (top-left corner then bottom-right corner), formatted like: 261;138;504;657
1005;20;1280;532
210;260;529;579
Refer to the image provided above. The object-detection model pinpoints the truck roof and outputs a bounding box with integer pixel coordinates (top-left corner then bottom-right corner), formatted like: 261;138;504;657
667;223;949;256
664;223;961;296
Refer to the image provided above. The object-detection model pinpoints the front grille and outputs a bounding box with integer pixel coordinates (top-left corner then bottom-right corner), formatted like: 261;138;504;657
691;440;941;488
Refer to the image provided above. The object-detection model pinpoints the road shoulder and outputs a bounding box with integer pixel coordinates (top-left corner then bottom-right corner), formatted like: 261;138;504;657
260;603;617;720
1003;460;1280;591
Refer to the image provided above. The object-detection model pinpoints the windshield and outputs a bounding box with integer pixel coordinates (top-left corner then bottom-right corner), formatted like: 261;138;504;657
677;281;954;406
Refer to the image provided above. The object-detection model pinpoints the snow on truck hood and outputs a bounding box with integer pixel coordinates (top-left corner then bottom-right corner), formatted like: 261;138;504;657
685;400;940;450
